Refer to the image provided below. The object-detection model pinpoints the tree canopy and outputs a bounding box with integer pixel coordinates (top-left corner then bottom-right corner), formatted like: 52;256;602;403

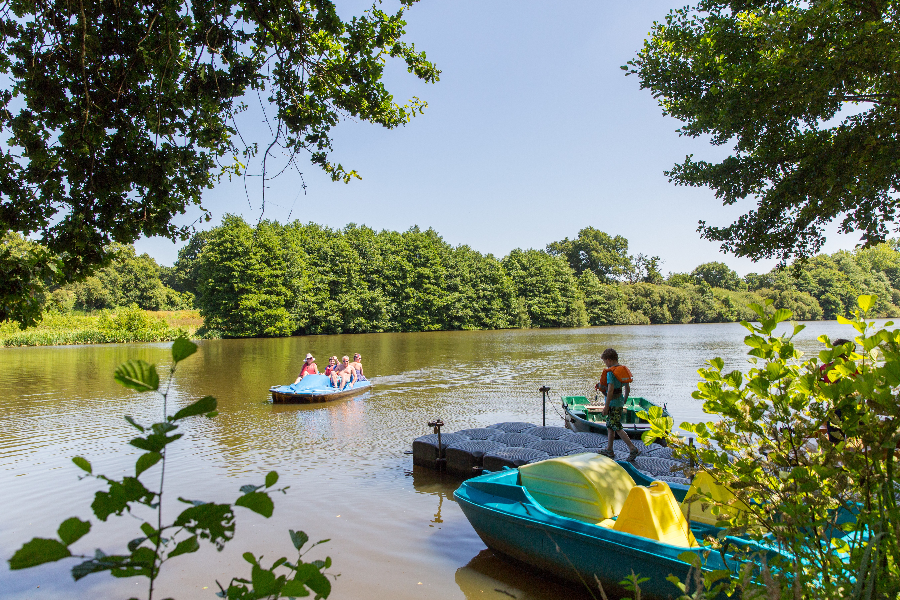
10;222;900;340
546;227;633;282
626;1;900;262
692;261;744;291
0;0;438;326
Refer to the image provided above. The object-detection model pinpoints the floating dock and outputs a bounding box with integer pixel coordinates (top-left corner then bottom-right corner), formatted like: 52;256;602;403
411;421;690;484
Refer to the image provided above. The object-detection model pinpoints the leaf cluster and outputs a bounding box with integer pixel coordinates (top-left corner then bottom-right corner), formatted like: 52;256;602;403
626;1;900;262
650;295;900;598
0;0;439;320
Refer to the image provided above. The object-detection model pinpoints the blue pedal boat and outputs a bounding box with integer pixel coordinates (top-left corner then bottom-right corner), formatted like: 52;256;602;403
269;374;373;404
454;453;786;598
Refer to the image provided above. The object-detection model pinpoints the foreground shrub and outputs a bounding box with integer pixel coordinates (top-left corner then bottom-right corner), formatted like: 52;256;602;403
642;296;900;598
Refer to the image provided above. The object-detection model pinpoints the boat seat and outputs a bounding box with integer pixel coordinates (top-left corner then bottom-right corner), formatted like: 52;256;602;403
680;471;750;527
563;395;588;407
612;481;698;547
518;453;635;523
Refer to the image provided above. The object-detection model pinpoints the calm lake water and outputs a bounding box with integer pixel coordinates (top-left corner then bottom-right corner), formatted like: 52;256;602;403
0;321;870;600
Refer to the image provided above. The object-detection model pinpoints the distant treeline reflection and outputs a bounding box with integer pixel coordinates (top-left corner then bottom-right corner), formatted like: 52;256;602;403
37;218;900;338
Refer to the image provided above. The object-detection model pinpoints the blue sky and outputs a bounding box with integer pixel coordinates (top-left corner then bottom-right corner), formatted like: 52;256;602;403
136;0;858;275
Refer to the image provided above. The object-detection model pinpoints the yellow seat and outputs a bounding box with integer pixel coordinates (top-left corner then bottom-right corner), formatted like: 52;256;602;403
519;453;635;523
680;471;750;527
612;481;698;547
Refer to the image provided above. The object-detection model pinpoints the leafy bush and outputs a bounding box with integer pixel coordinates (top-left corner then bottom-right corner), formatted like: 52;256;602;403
642;296;900;598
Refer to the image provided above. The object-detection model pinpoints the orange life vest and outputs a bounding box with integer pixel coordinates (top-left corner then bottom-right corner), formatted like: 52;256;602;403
599;365;633;386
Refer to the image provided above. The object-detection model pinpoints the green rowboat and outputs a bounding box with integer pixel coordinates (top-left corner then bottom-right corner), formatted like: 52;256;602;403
563;395;670;440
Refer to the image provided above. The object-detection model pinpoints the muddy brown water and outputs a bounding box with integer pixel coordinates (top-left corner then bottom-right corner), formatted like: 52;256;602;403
0;321;864;600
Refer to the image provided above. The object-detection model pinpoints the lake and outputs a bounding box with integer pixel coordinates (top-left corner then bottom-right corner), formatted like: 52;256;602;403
0;320;866;600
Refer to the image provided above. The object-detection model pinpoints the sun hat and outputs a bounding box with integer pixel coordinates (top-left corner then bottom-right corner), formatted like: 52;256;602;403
306;353;314;360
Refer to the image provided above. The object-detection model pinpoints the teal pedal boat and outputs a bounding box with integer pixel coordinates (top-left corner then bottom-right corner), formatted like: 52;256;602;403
454;453;785;598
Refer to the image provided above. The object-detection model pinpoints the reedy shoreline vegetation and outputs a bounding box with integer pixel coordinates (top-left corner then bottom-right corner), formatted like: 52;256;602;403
5;220;900;345
0;309;203;347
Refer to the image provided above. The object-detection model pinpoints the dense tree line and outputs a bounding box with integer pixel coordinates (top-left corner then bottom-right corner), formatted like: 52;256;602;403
20;222;900;338
172;220;900;337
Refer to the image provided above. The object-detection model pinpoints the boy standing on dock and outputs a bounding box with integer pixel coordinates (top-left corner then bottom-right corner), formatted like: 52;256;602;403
595;348;642;462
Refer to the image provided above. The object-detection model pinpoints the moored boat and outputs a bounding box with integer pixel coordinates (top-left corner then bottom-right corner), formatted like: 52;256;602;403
269;374;373;404
454;453;785;598
563;395;669;440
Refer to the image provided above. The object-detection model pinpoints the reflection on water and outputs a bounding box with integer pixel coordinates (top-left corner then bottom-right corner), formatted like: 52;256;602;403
0;321;868;599
455;549;596;600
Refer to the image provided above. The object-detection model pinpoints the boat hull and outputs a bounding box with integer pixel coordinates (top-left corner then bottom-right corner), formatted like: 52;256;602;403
564;404;655;441
454;469;709;599
269;375;373;404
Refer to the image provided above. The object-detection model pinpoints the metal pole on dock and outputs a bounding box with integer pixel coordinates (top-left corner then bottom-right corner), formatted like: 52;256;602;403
539;386;550;426
428;419;445;470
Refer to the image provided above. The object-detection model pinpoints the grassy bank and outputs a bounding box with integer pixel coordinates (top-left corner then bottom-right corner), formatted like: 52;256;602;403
0;307;210;347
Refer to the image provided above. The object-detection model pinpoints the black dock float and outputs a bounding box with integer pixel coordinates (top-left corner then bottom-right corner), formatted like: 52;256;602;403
410;421;691;483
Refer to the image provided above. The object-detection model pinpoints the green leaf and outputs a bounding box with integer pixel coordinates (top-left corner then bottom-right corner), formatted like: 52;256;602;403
294;562;321;583
744;334;766;348
140;522;157;538
235;492;274;518
114;360;159;392
9;538;71;569
123;415;145;432
110;547;155;578
252;564;277;595
290;530;309;550
265;471;279;488
130;431;182;453
305;569;332;597
858;294;874;313
72;456;92;474
281;579;312;596
71;557;116;581
172;396;217;421
135;452;162;477
171;337;198;363
243;552;257;565
173;503;235;550
168;535;199;558
91;477;155;521
771;308;792;323
58;517;91;546
677;550;702;568
127;537;147;552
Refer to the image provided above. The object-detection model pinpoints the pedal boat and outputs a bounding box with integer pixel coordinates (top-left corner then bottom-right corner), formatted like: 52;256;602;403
269;374;373;404
563;395;669;440
454;453;784;598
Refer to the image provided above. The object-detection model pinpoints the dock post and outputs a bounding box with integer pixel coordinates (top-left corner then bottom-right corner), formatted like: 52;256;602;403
428;419;445;470
539;386;550;427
